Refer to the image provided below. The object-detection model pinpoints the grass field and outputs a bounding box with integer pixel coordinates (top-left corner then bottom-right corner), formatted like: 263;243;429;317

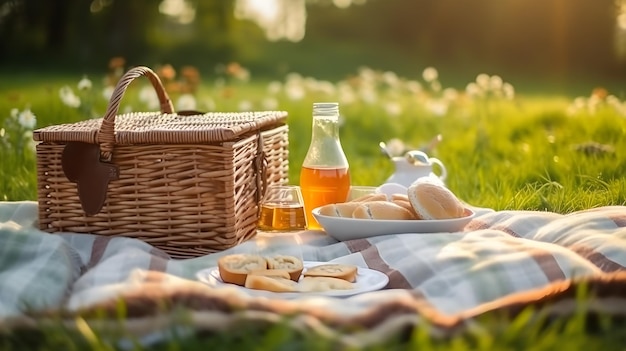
2;66;625;211
1;65;626;349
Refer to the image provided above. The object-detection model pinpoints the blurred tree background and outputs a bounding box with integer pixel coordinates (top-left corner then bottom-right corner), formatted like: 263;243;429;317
0;0;624;95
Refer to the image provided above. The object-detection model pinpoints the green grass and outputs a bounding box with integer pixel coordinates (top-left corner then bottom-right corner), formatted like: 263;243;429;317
1;67;626;349
1;303;626;350
3;68;624;210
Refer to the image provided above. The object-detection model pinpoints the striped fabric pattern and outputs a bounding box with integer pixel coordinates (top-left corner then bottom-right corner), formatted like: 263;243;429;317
1;201;625;342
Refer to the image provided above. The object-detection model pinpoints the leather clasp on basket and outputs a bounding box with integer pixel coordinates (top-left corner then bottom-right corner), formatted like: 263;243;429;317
61;142;119;216
254;132;268;213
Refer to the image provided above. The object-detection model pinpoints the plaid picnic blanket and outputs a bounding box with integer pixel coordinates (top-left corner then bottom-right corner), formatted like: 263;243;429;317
1;201;626;347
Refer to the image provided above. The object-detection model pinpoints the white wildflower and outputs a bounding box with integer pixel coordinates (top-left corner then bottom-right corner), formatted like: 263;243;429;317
465;82;482;98
587;95;602;115
314;80;336;95
234;67;250;82
0;128;5;138
422;67;438;83
430;80;442;93
176;94;197;111
59;86;81;108
333;0;351;9
476;74;490;90
359;86;378;104
77;75;93;91
605;95;626;116
588;94;602;106
18;108;36;129
405;80;423;94
573;97;587;110
267;81;282;95
442;88;458;102
502;83;515;100
382;71;400;88
358;66;377;83
285;82;305;101
262;97;278;110
285;72;303;85
489;75;503;91
102;86;114;101
22;130;36;151
338;82;356;105
426;99;448;116
238;100;253;111
606;95;620;107
384;101;403;116
139;85;160;110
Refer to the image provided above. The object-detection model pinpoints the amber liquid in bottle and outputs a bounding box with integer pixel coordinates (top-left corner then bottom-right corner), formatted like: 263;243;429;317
300;166;351;230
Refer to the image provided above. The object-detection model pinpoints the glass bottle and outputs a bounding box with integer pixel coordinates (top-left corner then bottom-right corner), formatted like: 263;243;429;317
300;102;351;230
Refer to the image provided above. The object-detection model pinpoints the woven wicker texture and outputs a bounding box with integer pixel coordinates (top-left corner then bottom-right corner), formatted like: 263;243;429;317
34;66;289;258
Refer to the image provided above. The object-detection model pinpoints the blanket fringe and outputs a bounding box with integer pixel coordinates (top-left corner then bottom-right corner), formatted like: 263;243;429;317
2;271;626;346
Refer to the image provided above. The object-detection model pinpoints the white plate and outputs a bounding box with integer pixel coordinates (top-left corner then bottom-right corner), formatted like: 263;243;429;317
312;207;475;241
196;261;389;299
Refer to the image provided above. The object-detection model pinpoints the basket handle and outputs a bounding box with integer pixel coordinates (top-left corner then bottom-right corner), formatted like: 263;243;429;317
97;66;175;161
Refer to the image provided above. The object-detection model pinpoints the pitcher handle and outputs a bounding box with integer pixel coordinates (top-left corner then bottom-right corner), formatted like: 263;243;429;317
428;157;447;181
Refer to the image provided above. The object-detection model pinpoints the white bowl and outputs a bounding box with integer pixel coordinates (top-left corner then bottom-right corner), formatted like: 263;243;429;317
312;207;475;241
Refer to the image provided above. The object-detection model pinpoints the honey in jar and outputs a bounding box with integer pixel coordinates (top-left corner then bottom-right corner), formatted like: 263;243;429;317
257;202;307;231
257;185;307;231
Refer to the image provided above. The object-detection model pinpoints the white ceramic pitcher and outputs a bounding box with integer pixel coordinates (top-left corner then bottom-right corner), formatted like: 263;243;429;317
384;151;447;187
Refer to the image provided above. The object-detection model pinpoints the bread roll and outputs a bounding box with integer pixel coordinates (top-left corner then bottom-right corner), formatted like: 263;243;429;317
391;198;421;219
407;181;466;220
265;255;304;281
352;201;415;221
390;193;409;202
350;193;387;203
303;263;358;282
318;202;361;218
244;275;298;293
248;269;291;280
217;254;267;286
299;276;355;292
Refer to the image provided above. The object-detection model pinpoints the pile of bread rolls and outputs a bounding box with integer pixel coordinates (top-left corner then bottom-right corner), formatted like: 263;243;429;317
217;253;358;293
319;180;467;220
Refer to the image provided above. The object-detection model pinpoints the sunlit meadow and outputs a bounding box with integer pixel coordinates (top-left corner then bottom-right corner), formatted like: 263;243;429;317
2;61;626;213
2;60;626;349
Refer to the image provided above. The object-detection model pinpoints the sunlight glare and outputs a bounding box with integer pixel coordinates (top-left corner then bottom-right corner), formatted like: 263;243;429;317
235;0;306;42
333;0;352;9
159;0;196;24
243;0;280;22
619;13;626;30
616;0;626;61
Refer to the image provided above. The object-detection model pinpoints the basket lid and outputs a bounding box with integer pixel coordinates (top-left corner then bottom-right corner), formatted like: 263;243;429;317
32;110;288;144
34;66;287;145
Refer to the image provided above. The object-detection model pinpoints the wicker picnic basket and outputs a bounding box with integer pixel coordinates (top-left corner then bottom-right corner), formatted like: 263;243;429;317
33;66;289;258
